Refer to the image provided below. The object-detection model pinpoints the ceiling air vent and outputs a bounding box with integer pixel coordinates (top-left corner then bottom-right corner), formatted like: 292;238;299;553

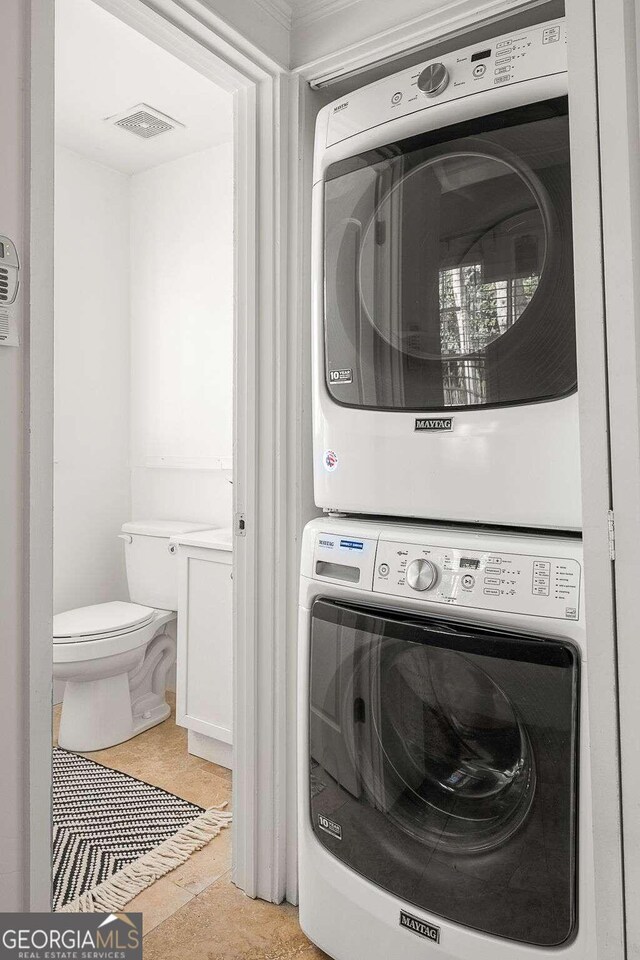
106;104;184;139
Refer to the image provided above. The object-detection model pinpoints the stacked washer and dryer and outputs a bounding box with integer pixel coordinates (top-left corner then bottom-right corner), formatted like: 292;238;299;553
298;16;595;960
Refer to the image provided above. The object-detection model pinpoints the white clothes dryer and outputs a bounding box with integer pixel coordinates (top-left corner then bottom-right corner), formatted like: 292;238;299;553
312;18;580;530
298;517;594;959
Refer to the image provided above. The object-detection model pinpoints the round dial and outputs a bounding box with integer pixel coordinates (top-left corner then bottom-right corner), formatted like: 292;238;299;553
406;558;438;592
417;62;450;98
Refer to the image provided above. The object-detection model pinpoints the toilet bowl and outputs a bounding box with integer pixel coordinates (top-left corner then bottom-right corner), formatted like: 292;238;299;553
53;520;212;752
54;601;176;752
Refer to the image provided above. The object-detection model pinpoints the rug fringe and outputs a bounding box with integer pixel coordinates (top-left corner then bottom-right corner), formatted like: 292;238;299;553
59;805;232;913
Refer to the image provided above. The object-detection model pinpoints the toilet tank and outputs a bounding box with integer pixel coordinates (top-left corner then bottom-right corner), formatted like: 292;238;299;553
121;520;213;610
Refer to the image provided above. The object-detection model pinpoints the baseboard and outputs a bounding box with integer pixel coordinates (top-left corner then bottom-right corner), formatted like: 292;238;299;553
188;729;233;771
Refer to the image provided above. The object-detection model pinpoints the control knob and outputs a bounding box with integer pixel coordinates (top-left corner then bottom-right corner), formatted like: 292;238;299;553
406;558;437;592
417;62;450;98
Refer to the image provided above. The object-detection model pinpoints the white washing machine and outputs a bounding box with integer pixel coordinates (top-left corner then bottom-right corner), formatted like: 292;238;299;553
298;517;595;959
312;18;581;530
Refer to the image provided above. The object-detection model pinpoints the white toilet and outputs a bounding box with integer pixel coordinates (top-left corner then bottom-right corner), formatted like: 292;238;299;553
53;520;212;752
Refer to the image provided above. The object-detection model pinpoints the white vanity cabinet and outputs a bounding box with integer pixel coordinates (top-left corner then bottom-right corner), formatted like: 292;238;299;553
171;528;233;770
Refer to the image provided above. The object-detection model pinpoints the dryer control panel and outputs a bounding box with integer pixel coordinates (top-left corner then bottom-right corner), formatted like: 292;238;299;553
373;538;580;620
309;526;581;621
325;18;567;148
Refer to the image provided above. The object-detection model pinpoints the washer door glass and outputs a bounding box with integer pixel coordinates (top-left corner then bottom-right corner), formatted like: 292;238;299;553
363;638;536;854
309;600;579;946
323;98;574;410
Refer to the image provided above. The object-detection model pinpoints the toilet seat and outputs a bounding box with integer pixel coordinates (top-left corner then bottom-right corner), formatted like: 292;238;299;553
53;601;156;643
53;607;175;664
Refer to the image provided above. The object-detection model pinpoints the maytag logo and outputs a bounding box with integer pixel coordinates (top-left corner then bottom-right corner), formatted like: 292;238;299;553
399;910;440;944
318;538;335;549
415;417;453;431
333;101;349;113
317;814;342;840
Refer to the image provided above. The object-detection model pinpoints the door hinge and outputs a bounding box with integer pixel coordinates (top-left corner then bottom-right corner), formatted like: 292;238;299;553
235;512;246;536
607;509;616;561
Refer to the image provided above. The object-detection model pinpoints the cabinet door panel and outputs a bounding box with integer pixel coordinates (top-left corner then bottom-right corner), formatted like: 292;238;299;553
178;553;232;742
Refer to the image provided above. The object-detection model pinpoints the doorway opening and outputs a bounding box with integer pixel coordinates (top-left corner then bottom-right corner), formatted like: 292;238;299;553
30;0;294;924
52;0;235;925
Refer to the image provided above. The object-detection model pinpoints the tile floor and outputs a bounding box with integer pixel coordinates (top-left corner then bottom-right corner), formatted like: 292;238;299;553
53;695;329;960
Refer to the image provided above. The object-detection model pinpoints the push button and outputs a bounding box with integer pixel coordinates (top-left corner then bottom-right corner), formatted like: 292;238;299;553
461;574;475;588
378;563;390;576
484;588;499;596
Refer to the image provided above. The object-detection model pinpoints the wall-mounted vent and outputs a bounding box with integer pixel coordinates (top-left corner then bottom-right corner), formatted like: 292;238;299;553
0;266;9;303
106;104;184;139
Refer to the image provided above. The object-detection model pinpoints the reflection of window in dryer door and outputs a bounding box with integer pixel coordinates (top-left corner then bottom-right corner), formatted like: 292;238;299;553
323;101;575;412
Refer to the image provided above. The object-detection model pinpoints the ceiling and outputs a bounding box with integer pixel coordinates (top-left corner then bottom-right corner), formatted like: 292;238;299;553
55;0;233;175
287;0;363;23
285;0;345;13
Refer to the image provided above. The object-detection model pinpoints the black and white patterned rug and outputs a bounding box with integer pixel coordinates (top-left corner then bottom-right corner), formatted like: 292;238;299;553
53;748;230;912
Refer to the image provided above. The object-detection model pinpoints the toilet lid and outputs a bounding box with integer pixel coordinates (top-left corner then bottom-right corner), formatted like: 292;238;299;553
53;601;156;642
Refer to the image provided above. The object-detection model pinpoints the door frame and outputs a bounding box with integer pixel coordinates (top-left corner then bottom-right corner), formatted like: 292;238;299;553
590;0;640;953
28;0;292;908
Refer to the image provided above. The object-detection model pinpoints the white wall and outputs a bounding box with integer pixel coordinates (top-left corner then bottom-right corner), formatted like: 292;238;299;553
54;140;234;618
54;146;131;615
130;144;234;528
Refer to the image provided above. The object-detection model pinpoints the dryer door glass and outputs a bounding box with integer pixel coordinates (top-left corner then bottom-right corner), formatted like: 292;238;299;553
323;98;574;410
308;599;579;946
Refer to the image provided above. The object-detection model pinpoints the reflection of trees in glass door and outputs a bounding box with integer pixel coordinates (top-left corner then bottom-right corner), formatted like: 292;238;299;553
440;264;491;405
439;249;541;406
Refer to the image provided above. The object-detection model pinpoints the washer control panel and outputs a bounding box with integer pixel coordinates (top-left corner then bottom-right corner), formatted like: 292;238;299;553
406;558;438;591
417;62;450;98
312;531;378;588
373;538;580;620
325;18;566;148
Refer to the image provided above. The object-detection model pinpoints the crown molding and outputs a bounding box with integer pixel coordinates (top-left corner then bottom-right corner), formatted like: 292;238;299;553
252;0;360;33
294;0;535;81
252;0;293;30
293;0;362;28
